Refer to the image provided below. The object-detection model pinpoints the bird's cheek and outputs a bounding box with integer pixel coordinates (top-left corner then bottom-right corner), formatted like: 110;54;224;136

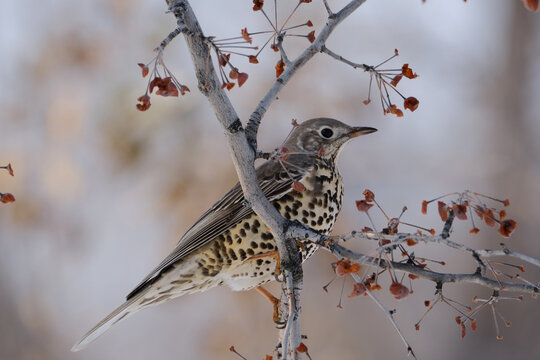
301;137;320;152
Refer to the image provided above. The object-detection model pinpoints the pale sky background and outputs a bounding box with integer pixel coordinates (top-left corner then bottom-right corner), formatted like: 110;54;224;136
0;1;539;359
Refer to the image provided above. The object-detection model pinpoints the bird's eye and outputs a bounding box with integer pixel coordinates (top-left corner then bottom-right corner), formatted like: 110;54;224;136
320;128;333;138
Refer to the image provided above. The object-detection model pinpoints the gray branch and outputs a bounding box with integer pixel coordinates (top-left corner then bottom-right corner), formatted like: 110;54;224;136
321;46;370;70
334;230;540;269
327;242;538;294
245;0;368;151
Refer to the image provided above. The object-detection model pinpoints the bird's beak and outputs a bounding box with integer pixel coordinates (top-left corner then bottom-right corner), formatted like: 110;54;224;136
348;126;377;138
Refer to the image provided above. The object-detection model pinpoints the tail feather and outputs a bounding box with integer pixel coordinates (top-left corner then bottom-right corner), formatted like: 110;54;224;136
71;291;146;352
72;260;203;351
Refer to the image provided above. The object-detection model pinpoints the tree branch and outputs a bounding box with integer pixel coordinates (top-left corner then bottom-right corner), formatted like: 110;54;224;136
155;26;186;52
321;46;370;70
164;1;308;357
276;32;291;66
245;0;368;151
358;284;417;359
322;0;334;16
330;230;540;269
331;242;538;294
165;0;295;269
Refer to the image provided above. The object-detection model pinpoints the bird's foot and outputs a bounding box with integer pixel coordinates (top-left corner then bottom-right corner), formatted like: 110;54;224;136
256;286;285;325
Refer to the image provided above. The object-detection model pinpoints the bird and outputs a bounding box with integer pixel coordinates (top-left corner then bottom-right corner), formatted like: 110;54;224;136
71;118;376;351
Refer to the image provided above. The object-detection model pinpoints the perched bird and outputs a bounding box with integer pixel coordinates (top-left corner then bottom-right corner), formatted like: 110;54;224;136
72;118;376;351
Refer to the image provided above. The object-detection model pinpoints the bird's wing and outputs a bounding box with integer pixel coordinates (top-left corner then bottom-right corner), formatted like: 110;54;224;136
126;156;314;300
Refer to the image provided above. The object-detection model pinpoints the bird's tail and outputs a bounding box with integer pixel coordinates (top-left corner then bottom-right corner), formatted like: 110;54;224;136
71;289;148;352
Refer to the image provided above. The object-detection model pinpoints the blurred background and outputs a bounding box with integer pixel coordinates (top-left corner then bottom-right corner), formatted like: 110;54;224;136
1;0;539;359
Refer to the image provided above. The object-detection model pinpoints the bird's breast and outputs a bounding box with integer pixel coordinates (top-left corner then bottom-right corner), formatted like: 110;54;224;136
191;160;345;291
273;160;344;260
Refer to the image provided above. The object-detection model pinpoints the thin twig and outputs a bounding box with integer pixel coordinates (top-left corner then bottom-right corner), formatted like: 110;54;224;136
327;242;538;295
155;26;186;52
245;0;369;151
277;32;291;66
349;268;417;358
321;46;370;70
327;231;540;269
323;0;334;15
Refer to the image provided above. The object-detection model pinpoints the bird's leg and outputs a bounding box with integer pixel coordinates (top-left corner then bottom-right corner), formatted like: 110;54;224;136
256;286;282;324
245;251;286;324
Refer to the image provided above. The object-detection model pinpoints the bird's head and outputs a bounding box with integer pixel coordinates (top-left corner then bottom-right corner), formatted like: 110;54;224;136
283;118;377;160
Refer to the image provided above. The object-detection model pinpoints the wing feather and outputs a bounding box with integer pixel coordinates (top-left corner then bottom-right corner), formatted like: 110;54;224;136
126;156;313;299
